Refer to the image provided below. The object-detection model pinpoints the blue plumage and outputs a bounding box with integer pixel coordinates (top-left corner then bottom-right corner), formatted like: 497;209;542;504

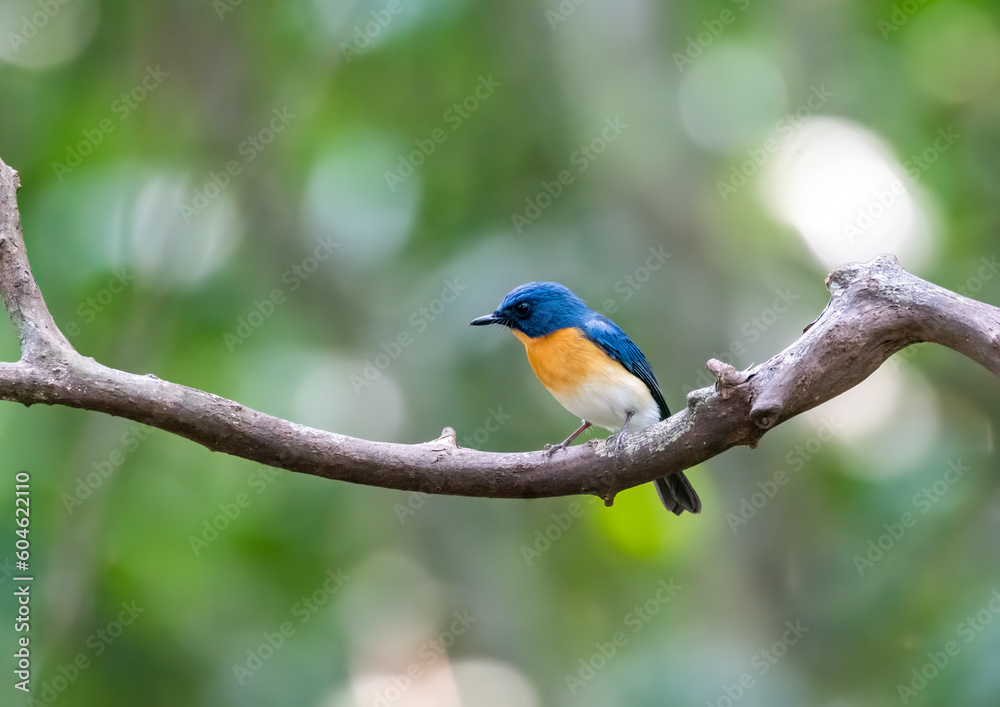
471;281;700;515
580;316;671;421
491;282;591;338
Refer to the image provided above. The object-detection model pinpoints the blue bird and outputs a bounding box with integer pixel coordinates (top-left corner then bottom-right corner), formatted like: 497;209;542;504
471;282;701;515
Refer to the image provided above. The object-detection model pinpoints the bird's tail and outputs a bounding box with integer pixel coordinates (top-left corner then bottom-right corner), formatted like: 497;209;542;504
654;473;702;516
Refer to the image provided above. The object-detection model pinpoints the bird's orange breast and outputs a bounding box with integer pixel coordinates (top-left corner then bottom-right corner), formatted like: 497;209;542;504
513;327;615;396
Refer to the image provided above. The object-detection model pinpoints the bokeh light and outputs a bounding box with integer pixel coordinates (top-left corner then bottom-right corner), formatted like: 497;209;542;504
680;45;788;152
0;0;99;70
762;117;936;271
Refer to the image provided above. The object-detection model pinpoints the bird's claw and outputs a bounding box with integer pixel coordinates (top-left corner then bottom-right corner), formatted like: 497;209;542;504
610;412;633;459
543;442;567;456
610;429;628;457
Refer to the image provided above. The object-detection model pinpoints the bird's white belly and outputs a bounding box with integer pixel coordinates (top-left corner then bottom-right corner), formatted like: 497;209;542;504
513;326;663;434
550;376;660;433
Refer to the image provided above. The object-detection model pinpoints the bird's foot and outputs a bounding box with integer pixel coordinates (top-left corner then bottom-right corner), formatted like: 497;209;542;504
543;420;592;457
610;428;628;457
543;441;568;456
610;412;634;458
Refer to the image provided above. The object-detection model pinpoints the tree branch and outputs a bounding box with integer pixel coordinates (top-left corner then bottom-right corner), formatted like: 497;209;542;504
2;155;998;504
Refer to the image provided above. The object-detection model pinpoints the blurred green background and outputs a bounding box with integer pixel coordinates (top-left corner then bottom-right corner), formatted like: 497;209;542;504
2;0;1000;705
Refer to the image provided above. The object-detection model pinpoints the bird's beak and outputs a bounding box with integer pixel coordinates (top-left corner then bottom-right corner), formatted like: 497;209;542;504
470;313;497;326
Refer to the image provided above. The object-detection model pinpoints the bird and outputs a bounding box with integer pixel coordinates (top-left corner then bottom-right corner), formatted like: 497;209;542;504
470;281;701;515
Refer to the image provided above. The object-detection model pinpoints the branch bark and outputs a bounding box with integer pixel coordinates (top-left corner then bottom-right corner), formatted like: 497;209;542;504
2;155;999;505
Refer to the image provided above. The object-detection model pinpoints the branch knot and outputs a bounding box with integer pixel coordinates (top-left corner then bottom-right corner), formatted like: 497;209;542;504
706;358;750;399
749;406;781;430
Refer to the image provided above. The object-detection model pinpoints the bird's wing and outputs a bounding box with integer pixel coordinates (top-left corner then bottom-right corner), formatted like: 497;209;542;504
580;315;670;419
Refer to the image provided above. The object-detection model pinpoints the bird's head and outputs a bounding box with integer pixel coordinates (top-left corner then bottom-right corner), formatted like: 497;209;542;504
470;282;589;338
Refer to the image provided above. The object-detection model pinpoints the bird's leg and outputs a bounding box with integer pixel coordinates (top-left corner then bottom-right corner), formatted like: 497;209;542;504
544;420;592;455
610;411;634;457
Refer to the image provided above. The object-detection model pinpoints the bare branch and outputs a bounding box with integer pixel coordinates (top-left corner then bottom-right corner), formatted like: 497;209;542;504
1;155;998;504
0;161;74;362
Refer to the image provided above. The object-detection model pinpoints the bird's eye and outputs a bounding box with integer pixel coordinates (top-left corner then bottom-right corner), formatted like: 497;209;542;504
515;301;531;316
